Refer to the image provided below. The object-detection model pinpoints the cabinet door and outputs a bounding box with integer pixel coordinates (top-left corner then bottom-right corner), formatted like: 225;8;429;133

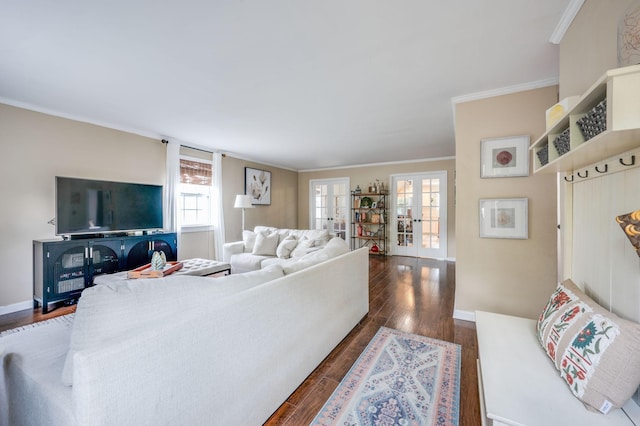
123;236;153;269
45;241;89;298
122;234;178;269
151;234;177;262
88;239;122;280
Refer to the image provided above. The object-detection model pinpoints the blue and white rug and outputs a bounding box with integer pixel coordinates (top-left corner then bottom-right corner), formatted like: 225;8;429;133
311;326;461;426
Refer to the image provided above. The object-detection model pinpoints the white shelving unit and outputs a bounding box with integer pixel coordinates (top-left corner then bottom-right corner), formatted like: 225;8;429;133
531;64;640;174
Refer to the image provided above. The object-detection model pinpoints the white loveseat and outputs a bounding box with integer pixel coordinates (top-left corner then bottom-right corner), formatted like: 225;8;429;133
0;244;369;426
223;226;337;273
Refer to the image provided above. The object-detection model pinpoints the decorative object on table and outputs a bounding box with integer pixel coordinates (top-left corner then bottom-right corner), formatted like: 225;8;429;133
234;194;254;231
479;198;528;239
618;1;640;67
553;128;571;155
310;326;461;426
245;167;271;205
615;208;640;257
354;185;362;195
150;251;167;271
575;99;607;142
360;196;373;208
127;261;184;278
480;135;530;178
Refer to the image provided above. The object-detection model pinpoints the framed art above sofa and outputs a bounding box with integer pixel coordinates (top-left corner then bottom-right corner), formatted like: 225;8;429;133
245;167;271;205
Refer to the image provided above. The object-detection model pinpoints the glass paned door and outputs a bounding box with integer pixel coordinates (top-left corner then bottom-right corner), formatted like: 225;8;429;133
392;172;447;258
310;178;349;240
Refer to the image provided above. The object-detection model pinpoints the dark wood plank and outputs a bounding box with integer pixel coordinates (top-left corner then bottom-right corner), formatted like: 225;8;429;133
0;256;480;425
265;256;480;426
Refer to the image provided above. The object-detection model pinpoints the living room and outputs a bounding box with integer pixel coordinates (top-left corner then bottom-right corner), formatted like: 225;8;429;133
2;0;640;424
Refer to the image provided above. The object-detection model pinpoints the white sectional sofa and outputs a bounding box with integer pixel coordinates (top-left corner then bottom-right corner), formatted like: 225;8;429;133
0;244;369;426
223;226;337;273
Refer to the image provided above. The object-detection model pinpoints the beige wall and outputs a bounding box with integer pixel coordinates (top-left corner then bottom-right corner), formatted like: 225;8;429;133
0;104;165;308
298;159;457;259
221;156;298;243
0;104;299;310
454;86;559;319
560;0;637;98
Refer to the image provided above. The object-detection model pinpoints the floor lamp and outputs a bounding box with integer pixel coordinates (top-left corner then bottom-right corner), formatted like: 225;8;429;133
234;194;254;231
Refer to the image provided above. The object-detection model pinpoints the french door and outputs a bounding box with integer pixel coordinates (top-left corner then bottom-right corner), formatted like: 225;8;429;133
392;172;447;259
309;178;350;240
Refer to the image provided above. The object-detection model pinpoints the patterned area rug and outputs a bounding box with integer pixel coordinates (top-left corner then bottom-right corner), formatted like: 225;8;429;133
0;313;74;337
311;326;461;426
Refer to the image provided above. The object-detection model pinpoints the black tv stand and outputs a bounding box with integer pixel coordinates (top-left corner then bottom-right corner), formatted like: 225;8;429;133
33;232;178;313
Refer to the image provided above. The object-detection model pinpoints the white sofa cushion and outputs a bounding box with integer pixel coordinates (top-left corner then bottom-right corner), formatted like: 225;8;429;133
231;253;271;273
252;231;279;256
276;235;298;259
242;230;257;252
283;237;350;274
62;265;285;385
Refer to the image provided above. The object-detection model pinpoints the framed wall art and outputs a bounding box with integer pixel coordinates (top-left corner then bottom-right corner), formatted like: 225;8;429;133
480;135;530;178
245;167;271;205
479;198;528;239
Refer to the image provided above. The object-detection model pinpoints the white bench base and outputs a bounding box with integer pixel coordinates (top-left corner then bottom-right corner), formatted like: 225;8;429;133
475;310;637;426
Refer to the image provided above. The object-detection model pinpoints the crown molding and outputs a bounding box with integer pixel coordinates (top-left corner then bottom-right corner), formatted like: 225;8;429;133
451;77;559;106
549;0;585;44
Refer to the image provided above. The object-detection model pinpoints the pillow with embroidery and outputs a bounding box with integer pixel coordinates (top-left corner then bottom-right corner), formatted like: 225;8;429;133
539;279;640;414
536;280;577;348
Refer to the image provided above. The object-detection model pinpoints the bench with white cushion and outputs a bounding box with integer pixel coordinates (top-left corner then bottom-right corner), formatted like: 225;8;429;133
476;310;639;426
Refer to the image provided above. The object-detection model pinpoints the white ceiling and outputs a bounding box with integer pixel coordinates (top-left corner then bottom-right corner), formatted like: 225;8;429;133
0;0;574;171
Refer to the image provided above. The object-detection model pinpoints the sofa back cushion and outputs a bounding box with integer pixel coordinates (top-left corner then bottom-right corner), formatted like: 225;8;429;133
252;231;279;256
62;265;285;385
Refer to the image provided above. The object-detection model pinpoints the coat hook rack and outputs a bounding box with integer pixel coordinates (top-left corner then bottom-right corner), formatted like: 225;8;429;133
595;164;608;173
620;155;636;166
577;170;589;178
564;175;574;182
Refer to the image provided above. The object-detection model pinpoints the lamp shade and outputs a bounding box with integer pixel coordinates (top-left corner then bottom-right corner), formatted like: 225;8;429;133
234;194;254;209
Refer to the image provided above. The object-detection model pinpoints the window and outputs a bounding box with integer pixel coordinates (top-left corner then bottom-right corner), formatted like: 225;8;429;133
179;157;213;227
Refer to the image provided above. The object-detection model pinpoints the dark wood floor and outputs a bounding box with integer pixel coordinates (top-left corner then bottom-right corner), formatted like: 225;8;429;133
264;255;480;425
0;255;480;425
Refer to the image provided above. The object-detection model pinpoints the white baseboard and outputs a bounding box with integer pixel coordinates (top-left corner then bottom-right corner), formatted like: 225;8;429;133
453;309;476;322
0;300;34;316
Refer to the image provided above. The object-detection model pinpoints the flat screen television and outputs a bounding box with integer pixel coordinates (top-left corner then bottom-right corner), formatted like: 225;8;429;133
56;176;164;237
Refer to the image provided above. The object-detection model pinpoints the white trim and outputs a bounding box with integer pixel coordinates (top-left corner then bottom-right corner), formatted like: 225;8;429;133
224;152;299;172
299;156;455;173
451;78;559;106
0;300;34;316
0;97;163;140
445;257;456;262
549;0;585;45
180;225;214;233
453;309;476;322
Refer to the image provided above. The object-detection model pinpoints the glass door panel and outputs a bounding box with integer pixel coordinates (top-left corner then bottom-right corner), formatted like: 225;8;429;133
310;178;350;241
392;172;447;258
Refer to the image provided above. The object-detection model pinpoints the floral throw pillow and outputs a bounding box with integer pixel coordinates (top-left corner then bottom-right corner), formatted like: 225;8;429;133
536;281;577;347
536;279;640;414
